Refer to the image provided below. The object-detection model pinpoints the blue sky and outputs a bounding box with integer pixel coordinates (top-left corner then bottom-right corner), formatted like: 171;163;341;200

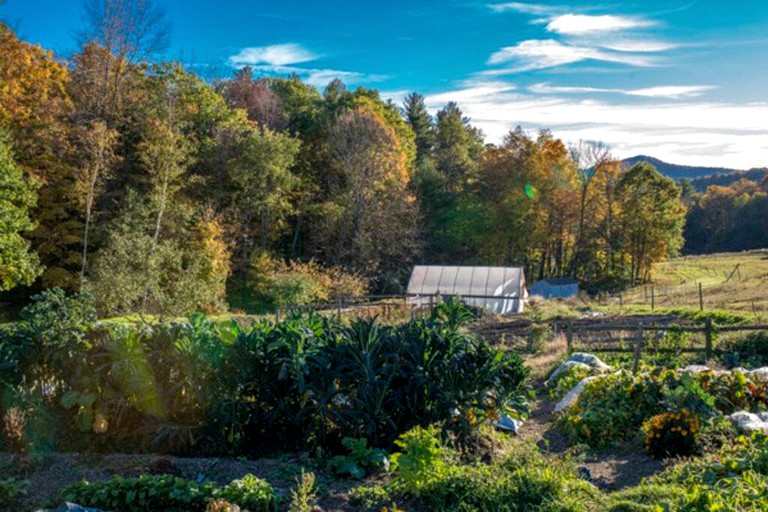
2;0;767;168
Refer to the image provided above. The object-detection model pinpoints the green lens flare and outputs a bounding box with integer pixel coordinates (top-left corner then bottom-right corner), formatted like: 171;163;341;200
524;184;538;199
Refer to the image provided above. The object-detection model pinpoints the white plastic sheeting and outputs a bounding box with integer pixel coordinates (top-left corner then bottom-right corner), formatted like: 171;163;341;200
406;265;527;314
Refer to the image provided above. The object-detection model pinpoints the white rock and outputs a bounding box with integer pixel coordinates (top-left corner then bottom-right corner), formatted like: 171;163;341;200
568;352;611;372
759;412;768;422
747;367;768;382
546;360;591;386
729;411;768;432
554;376;600;414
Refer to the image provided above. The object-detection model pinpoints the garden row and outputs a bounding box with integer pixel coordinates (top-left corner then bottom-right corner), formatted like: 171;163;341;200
0;289;528;456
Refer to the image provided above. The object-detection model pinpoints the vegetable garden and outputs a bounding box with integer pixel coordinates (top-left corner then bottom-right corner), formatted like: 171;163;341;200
2;290;768;511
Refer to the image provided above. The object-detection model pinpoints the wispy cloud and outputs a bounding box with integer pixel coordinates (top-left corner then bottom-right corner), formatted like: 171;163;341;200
420;84;768;168
228;43;319;66
227;44;387;88
545;14;655;35
486;39;659;72
245;64;387;88
486;2;566;15
529;82;717;99
595;39;679;52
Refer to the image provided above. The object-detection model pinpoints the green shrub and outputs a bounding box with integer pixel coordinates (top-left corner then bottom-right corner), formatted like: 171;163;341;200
348;484;392;510
642;410;701;459
287;470;316;512
390;426;604;512
547;363;591;400
719;331;768;367
61;474;275;512
561;369;768;448
0;303;527;455
213;474;275;512
327;437;389;478
0;478;26;508
248;253;368;309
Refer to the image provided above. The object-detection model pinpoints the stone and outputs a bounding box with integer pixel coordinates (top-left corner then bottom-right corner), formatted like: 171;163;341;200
729;411;768;432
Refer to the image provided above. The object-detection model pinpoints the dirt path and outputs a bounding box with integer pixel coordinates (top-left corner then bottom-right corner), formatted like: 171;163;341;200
515;338;665;491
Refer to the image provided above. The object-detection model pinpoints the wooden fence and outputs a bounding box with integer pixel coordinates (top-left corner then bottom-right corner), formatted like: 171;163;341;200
275;292;520;322
560;319;768;371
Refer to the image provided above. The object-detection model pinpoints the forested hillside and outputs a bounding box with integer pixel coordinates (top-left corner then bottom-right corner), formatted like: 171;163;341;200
1;9;756;317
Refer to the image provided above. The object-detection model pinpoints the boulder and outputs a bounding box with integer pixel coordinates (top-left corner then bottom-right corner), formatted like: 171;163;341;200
729;411;768;432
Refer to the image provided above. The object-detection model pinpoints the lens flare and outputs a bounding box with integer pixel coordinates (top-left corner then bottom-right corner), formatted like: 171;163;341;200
524;184;538;199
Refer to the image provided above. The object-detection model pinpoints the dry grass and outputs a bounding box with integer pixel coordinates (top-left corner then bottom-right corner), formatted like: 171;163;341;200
524;333;569;381
601;250;768;320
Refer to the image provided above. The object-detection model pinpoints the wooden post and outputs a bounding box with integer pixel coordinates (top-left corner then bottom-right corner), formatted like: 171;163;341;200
632;324;644;373
704;318;713;359
275;306;280;323
651;286;655;310
566;321;573;354
698;283;704;312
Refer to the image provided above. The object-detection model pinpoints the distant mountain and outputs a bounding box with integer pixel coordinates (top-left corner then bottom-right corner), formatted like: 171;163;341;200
621;155;740;180
622;155;768;191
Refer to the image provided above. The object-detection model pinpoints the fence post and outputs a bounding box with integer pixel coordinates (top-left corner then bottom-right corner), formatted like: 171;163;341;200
275;306;280;323
698;283;704;312
566;321;573;354
651;286;655;310
704;318;713;359
632;324;644;373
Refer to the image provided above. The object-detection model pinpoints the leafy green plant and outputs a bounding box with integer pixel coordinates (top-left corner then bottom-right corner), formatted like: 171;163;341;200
213;474;275;512
390;425;449;497
328;437;389;478
0;478;27;508
61;474;275;512
288;470;316;512
349;484;392;510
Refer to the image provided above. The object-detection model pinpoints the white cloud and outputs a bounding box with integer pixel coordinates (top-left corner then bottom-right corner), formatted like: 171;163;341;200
486;39;658;72
421;84;768;168
597;39;678;52
245;64;387;88
529;82;717;99
228;43;319;66
545;14;654;35
628;85;717;98
487;2;566;15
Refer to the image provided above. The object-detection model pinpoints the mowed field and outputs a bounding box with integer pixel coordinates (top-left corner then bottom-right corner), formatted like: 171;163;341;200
617;249;768;318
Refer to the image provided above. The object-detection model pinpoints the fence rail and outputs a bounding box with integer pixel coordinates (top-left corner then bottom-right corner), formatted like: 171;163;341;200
559;319;768;371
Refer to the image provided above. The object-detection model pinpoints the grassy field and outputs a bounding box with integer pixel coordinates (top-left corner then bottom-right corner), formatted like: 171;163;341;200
606;250;768;320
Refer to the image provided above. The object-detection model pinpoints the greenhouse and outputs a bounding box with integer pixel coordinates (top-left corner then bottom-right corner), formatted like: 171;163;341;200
406;265;528;314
